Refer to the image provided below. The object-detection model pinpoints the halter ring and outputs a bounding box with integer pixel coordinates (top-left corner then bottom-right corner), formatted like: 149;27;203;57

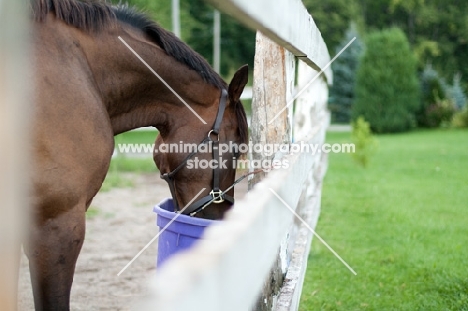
210;190;224;203
207;130;219;142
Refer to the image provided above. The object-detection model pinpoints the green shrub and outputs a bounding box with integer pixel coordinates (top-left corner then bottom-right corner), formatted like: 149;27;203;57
328;24;364;123
424;98;456;128
420;65;447;107
417;65;452;127
448;74;467;110
352;28;420;133
351;116;378;167
452;108;468;128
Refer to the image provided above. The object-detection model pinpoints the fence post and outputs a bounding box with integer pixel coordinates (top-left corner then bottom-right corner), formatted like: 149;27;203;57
0;0;30;309
249;31;296;311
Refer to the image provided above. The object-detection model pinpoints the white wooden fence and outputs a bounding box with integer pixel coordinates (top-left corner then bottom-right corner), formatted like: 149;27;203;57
140;0;331;310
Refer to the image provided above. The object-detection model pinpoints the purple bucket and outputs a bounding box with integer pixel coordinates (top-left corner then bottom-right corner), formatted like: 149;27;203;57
153;198;217;267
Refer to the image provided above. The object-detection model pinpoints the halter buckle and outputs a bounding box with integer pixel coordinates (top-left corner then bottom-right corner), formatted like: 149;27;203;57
210;190;224;203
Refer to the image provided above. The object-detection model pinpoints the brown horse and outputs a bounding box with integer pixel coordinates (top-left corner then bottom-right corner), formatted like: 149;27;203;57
29;0;248;309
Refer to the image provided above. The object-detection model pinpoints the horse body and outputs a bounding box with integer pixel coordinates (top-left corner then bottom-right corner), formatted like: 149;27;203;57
28;2;248;309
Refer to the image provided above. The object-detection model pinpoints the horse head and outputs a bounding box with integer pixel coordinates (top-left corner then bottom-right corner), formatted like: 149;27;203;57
154;66;249;220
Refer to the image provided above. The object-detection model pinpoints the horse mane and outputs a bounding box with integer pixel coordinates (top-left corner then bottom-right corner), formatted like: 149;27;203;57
31;0;248;144
31;0;113;32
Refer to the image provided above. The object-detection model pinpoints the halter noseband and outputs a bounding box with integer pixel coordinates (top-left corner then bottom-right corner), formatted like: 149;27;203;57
161;89;235;216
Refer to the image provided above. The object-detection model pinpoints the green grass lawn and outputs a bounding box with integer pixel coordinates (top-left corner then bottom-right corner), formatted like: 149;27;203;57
300;129;468;310
114;129;158;145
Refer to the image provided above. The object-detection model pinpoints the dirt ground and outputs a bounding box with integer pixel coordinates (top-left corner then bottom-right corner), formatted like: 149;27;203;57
19;173;172;311
18;172;248;310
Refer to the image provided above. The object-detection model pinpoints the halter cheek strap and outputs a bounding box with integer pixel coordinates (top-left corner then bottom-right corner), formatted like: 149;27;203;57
161;89;234;216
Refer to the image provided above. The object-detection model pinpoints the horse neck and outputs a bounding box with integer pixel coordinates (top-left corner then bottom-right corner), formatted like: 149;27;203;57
81;26;221;135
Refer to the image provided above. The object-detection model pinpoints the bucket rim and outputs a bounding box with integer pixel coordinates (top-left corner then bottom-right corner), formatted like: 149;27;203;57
153;197;220;226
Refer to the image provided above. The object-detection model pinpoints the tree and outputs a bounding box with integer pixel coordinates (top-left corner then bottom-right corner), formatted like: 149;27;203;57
359;0;468;90
184;0;255;77
110;0;468;92
351;116;378;167
449;74;466;110
328;24;363;123
353;28;420;133
302;0;363;54
419;64;447;107
416;64;457;128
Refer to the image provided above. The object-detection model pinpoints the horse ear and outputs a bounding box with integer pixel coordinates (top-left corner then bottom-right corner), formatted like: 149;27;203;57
228;65;248;102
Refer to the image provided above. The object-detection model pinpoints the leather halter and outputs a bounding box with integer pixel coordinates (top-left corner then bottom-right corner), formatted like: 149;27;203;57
160;89;235;216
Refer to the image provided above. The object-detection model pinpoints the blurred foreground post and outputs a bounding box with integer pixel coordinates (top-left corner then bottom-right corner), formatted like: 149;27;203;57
213;10;221;73
0;0;30;309
171;0;181;38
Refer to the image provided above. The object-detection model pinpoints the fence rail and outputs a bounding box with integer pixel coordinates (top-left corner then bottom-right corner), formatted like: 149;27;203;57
206;0;332;83
140;0;331;309
139;125;328;311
